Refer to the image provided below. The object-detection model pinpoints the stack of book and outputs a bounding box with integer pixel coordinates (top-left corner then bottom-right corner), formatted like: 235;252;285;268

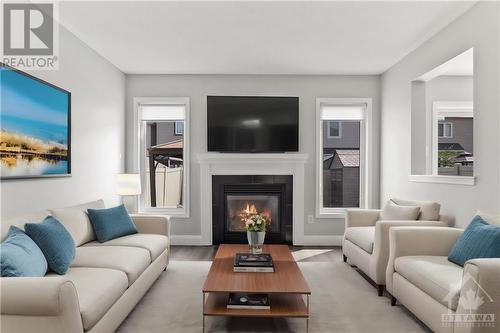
227;293;270;310
233;253;275;273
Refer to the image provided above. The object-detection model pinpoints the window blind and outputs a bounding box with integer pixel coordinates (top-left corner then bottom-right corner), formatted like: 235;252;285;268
139;104;185;121
320;104;366;120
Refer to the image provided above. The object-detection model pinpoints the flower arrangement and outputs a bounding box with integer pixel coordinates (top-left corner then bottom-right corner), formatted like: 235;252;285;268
239;203;270;232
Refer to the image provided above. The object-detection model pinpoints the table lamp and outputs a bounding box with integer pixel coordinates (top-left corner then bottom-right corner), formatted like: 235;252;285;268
116;173;141;212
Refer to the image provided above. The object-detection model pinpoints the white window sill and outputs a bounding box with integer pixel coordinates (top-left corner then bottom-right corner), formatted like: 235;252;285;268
408;174;476;186
139;208;190;218
316;208;347;219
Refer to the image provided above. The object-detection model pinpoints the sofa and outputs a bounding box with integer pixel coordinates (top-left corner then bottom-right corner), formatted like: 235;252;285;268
0;200;170;333
386;226;500;333
342;199;452;295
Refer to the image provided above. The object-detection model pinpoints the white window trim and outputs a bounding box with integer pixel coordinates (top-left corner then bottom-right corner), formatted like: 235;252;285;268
315;98;373;218
174;121;184;135
133;97;190;218
327;121;342;139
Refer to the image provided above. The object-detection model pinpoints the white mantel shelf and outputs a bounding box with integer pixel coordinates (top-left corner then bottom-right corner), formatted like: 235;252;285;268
196;152;322;246
197;153;309;164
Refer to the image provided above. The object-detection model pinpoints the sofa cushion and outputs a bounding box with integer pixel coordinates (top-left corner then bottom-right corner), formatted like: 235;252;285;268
380;200;420;221
83;234;169;261
87;205;137;242
50;200;105;246
344;227;375;254
1;211;51;241
448;216;500;267
72;246;149;285
394;256;462;310
25;217;75;275
47;267;128;331
1;226;48;277
392;198;441;221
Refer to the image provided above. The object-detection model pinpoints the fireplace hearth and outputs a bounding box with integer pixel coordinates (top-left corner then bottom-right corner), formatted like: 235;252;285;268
212;175;292;245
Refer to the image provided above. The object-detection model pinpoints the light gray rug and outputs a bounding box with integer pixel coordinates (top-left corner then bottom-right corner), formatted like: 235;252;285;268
118;260;429;333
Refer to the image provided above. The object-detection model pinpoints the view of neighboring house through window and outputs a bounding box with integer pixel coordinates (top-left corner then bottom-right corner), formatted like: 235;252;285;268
138;100;189;213
318;101;367;212
434;102;473;177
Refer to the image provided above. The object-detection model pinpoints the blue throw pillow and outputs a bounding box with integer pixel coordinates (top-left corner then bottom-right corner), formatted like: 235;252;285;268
25;216;75;275
87;204;137;242
0;226;48;277
448;216;500;267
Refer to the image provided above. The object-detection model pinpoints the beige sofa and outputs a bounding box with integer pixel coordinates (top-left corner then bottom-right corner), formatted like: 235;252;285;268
342;199;452;295
386;227;500;333
0;200;170;333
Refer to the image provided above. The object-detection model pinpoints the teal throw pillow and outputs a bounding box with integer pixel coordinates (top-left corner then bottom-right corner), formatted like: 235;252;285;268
87;204;137;242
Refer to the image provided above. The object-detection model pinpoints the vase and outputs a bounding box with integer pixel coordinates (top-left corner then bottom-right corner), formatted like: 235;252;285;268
247;231;266;254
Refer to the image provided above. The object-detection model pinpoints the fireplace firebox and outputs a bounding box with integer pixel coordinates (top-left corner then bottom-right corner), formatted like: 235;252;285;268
212;175;292;245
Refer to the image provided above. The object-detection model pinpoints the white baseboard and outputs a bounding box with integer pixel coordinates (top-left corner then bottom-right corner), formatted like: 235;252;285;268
294;235;343;246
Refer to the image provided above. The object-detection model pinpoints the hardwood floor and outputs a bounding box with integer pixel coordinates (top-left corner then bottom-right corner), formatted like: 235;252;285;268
170;245;342;262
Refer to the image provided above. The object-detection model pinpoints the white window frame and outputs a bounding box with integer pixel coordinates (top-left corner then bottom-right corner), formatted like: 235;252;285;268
174;121;184;135
431;101;473;176
327;121;342;138
438;122;453;138
133;97;190;217
315;98;372;218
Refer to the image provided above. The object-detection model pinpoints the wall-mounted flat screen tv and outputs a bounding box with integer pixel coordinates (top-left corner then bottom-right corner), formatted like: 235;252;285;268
207;96;299;152
1;64;71;179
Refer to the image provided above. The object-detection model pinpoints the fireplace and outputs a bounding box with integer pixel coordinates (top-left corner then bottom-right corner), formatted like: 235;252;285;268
212;175;292;245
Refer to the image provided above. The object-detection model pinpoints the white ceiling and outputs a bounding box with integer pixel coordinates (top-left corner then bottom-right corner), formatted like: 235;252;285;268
59;1;477;75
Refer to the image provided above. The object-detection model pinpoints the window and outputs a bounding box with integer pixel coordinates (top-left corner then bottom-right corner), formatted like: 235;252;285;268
438;122;453;138
316;99;371;216
136;98;189;216
174;121;184;135
327;121;342;138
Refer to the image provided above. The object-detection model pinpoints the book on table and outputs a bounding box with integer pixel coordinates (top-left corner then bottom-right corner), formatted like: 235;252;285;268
233;253;275;273
227;293;270;310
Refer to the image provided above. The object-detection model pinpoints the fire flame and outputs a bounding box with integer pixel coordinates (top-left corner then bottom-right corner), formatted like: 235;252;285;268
239;203;272;223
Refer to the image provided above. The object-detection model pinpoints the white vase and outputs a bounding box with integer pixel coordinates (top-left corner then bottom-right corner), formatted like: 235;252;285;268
247;231;266;254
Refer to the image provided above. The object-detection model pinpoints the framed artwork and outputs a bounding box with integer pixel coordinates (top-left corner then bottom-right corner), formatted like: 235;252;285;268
1;63;71;179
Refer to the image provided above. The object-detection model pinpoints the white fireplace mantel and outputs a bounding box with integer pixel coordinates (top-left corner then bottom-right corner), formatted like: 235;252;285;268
197;153;309;245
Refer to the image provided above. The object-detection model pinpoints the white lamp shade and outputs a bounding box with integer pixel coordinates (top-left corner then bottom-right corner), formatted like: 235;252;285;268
116;174;142;195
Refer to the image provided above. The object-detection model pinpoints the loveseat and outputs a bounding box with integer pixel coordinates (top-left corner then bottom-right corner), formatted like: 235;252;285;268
386;226;500;333
342;199;452;295
0;200;170;333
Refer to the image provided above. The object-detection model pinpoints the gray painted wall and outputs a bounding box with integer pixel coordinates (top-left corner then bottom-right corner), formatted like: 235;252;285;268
1;27;126;219
126;75;381;237
381;2;500;227
322;121;360;149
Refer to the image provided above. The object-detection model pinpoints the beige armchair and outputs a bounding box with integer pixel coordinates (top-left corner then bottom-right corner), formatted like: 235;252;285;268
386;227;500;333
342;206;451;296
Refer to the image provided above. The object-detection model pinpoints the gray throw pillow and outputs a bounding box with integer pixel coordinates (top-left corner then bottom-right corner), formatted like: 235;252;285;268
380;200;420;220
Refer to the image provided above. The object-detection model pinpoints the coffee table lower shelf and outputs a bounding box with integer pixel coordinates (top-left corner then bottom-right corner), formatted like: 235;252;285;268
202;293;310;332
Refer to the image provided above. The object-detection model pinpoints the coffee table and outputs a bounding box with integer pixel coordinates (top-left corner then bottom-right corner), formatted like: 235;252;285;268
202;244;311;332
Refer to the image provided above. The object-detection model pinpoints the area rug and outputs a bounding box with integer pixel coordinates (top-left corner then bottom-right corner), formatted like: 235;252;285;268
117;260;429;333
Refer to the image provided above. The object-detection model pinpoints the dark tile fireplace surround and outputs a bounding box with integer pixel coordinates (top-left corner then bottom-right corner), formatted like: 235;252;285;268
212;175;293;245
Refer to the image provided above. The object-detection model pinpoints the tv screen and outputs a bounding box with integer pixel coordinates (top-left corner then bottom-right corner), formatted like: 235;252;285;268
207;96;299;152
0;64;71;179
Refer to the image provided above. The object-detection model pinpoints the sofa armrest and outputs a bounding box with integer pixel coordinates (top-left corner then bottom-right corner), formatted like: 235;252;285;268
370;220;448;284
455;258;500;333
385;227;463;294
1;277;83;333
130;214;170;237
345;209;381;228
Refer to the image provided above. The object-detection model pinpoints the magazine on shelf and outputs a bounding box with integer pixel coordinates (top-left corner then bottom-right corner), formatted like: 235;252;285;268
227;293;270;310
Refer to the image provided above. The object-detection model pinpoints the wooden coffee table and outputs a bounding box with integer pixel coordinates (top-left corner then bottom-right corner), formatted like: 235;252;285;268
202;244;311;332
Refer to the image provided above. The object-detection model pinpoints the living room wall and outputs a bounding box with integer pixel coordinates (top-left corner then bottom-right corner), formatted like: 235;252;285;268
126;75;381;242
380;2;500;227
1;26;126;219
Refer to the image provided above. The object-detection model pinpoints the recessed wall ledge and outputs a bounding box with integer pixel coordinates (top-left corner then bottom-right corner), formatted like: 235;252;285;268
408;174;476;186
